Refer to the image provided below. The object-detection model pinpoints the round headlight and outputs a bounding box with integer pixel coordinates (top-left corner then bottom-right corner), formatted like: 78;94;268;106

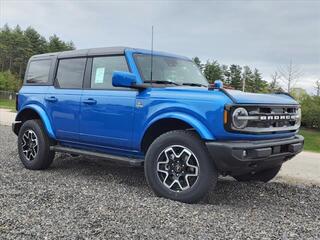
232;107;249;129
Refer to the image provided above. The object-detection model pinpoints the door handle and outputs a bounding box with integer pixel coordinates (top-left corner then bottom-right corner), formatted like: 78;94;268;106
45;96;58;103
83;98;97;105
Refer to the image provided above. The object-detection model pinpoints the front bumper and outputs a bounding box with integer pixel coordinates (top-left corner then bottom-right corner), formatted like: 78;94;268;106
206;135;304;176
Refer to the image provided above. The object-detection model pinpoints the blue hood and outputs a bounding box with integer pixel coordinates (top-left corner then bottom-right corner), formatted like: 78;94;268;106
151;87;298;105
224;90;298;105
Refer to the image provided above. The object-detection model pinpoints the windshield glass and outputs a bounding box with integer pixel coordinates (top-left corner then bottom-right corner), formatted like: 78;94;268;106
134;54;208;86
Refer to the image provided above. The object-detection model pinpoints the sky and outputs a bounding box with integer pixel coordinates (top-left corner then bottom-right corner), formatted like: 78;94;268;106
1;0;319;93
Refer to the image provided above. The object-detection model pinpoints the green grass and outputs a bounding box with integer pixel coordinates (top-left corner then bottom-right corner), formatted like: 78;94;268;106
299;128;320;153
0;99;16;111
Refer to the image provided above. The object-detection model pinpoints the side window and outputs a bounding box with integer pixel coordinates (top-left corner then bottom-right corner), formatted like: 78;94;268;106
56;58;86;89
26;59;52;84
90;56;129;89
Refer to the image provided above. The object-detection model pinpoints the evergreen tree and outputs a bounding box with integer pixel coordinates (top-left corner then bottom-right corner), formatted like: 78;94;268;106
0;24;76;86
47;34;74;53
221;64;231;85
252;68;268;93
229;64;242;90
203;60;223;84
24;27;47;55
192;57;203;71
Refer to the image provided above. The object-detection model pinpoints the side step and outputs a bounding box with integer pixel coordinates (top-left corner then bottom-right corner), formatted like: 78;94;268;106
50;145;144;167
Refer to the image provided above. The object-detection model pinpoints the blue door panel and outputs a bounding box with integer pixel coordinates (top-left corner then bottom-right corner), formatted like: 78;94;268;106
80;90;136;149
45;86;82;141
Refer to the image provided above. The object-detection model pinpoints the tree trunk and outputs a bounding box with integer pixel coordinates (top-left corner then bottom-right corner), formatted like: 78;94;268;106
9;57;12;71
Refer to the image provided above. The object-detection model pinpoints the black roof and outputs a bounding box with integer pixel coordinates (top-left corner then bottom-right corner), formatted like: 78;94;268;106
31;46;130;59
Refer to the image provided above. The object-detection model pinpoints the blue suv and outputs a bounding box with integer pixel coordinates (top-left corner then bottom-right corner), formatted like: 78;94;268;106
13;47;304;203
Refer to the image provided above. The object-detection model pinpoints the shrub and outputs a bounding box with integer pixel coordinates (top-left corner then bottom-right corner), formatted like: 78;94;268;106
0;71;22;92
300;95;320;130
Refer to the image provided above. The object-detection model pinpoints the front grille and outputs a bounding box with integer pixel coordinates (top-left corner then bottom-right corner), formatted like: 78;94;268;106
226;104;301;134
246;106;298;128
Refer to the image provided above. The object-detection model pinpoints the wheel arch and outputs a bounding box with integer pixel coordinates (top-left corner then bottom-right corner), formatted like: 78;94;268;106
140;113;215;153
14;105;56;139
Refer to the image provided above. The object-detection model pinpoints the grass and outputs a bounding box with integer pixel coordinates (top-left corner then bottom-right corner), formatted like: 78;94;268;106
299;128;320;153
0;99;16;111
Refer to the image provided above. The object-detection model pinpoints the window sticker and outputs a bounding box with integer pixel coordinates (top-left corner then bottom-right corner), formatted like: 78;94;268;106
95;67;105;84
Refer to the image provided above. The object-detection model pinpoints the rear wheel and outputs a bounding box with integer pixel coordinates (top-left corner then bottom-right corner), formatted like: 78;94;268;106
144;130;217;203
233;165;282;183
18;119;55;170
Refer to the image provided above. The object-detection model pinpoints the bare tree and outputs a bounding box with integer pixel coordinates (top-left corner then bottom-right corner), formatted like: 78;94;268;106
279;60;303;93
269;71;281;92
315;80;320;97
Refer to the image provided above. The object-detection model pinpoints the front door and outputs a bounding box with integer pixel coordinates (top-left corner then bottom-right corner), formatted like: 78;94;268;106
79;55;136;150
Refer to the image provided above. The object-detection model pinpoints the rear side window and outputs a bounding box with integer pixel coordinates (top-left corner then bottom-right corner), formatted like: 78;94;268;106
90;56;129;89
26;59;52;84
56;58;86;89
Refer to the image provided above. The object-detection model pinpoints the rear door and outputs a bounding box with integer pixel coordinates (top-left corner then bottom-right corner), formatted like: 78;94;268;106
45;58;86;142
79;55;136;150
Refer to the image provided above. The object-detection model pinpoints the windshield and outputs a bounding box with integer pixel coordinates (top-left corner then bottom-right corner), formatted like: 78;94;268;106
134;54;208;86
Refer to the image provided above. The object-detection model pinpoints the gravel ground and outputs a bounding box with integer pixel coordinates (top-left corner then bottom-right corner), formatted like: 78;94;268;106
0;125;319;240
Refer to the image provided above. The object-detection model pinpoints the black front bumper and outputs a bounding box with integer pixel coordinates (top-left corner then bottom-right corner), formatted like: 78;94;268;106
206;135;304;176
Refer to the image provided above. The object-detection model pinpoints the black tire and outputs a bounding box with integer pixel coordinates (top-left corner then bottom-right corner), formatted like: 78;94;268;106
18;119;55;170
144;130;217;203
233;165;282;183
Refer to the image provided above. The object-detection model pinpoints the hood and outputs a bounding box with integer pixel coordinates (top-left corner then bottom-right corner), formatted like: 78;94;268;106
151;87;298;105
223;89;298;105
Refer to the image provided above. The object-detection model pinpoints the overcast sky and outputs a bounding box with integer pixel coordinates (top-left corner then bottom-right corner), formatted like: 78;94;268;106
1;0;319;93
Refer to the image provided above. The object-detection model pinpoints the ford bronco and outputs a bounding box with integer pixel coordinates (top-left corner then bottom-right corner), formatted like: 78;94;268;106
13;47;304;203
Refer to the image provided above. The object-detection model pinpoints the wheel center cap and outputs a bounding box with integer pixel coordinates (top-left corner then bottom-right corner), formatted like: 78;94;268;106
175;164;182;173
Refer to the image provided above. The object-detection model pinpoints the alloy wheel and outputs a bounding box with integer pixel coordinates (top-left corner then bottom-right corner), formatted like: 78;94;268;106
157;145;199;192
21;129;39;161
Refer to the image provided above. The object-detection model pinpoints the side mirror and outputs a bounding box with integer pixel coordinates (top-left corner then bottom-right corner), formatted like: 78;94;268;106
112;71;137;88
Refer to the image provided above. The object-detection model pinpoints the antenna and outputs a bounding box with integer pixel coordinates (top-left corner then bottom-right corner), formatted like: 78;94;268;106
150;26;154;85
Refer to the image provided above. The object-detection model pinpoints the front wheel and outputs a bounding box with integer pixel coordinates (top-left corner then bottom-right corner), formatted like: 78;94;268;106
144;130;218;203
233;165;282;183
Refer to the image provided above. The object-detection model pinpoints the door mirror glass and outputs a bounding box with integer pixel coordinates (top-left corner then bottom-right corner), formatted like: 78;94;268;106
112;71;137;88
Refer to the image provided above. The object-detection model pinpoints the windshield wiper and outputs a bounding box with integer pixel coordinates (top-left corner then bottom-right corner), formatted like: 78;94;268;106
182;83;207;87
144;80;181;86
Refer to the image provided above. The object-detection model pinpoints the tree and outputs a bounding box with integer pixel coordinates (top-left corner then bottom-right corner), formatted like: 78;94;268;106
269;71;282;93
229;65;242;90
203;60;223;84
47;34;75;53
0;71;21;91
192;57;203;71
315;80;320;97
241;66;254;92
251;69;268;93
24;27;47;55
221;64;231;85
300;94;320;129
279;60;303;93
0;24;76;88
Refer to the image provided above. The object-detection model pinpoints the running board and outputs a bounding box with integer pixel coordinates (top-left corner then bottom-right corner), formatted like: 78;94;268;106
50;145;144;166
